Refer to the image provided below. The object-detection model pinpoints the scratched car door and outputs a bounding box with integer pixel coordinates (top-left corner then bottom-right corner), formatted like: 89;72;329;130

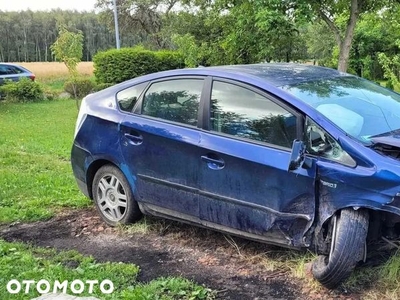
197;79;317;248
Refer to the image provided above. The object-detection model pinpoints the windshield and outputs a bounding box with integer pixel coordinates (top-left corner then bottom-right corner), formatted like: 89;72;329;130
281;76;400;144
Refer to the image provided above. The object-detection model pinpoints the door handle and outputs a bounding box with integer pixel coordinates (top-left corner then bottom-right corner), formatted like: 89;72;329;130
201;155;225;170
124;132;143;145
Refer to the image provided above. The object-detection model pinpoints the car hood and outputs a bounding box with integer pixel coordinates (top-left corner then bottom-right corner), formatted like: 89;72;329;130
371;135;400;160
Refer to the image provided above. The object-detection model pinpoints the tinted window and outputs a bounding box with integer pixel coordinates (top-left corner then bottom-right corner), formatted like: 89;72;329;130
117;82;147;112
142;79;203;126
211;81;297;148
282;76;400;143
0;65;23;75
10;66;23;74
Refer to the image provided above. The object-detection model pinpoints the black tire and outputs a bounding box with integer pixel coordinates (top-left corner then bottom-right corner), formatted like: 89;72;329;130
312;208;369;289
92;164;142;226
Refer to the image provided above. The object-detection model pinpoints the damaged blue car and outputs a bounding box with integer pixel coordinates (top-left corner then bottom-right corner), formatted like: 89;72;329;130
71;64;400;288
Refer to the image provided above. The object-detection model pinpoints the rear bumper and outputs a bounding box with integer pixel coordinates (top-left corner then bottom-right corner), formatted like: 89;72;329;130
71;143;92;199
75;177;90;198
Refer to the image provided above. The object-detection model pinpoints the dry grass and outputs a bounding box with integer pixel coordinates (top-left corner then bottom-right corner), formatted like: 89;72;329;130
14;62;94;80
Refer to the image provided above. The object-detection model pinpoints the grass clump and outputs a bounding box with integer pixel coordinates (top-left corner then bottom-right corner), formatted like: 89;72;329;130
0;240;214;300
379;250;400;286
0;240;139;299
122;277;215;300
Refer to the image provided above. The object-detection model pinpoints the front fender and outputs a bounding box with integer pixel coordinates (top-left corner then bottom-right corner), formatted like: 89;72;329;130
311;159;400;252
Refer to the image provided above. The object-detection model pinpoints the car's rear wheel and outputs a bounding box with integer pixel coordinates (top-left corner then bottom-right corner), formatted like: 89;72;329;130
312;208;369;289
92;164;142;226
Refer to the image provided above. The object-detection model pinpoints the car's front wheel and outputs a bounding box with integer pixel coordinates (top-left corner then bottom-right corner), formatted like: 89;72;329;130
312;208;369;289
92;164;142;226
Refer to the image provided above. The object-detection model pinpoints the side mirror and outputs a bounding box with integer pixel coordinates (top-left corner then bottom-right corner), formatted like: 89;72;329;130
288;140;305;171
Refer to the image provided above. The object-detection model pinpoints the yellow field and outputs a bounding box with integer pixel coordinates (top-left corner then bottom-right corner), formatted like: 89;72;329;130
15;62;94;80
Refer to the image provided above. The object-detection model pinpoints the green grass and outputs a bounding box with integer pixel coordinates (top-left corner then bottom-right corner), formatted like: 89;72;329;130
0;239;214;300
0;100;89;223
40;75;97;94
41;77;68;93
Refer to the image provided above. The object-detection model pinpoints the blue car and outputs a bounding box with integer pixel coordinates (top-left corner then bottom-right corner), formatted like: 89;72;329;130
71;64;400;288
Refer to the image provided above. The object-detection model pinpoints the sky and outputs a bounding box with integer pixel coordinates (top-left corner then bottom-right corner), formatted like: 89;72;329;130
0;0;97;12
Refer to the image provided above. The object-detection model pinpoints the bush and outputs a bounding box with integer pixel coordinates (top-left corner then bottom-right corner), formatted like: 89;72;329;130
0;78;44;102
64;77;95;98
93;47;184;84
42;87;58;101
155;50;185;71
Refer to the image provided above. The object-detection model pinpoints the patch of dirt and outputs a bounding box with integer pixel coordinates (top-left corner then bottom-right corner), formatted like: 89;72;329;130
1;208;362;299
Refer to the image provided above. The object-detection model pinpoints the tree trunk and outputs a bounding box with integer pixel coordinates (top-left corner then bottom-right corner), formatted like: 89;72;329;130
44;37;48;62
319;0;360;73
337;0;359;72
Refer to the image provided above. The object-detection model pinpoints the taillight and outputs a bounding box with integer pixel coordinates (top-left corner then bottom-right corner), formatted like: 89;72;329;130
29;74;35;81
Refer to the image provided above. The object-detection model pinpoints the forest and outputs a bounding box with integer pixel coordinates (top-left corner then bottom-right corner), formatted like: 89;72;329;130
1;0;400;80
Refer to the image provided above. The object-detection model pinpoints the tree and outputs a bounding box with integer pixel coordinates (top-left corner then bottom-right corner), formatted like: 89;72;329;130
172;0;309;66
51;25;84;78
303;21;336;67
378;40;400;90
0;10;116;63
51;25;85;102
96;0;179;49
308;0;395;72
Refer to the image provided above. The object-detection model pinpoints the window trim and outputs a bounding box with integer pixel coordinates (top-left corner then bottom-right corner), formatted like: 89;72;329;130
203;77;303;150
134;76;207;128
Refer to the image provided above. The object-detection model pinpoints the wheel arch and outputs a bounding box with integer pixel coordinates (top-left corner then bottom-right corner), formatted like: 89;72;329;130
314;202;400;253
313;204;369;254
311;207;369;288
86;159;118;200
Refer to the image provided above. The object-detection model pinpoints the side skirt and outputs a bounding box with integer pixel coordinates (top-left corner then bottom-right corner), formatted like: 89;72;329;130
138;202;304;250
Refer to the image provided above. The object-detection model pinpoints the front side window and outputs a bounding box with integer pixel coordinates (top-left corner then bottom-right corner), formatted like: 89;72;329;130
142;79;203;126
117;82;147;112
305;117;356;167
210;81;297;148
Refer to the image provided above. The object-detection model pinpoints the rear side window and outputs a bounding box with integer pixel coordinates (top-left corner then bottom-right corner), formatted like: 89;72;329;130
142;79;203;126
0;65;22;75
210;81;297;148
0;66;8;75
117;82;147;112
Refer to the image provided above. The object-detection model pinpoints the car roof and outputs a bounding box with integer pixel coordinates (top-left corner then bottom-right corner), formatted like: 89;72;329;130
0;63;22;67
204;63;348;87
0;63;30;71
130;63;347;87
100;63;350;96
